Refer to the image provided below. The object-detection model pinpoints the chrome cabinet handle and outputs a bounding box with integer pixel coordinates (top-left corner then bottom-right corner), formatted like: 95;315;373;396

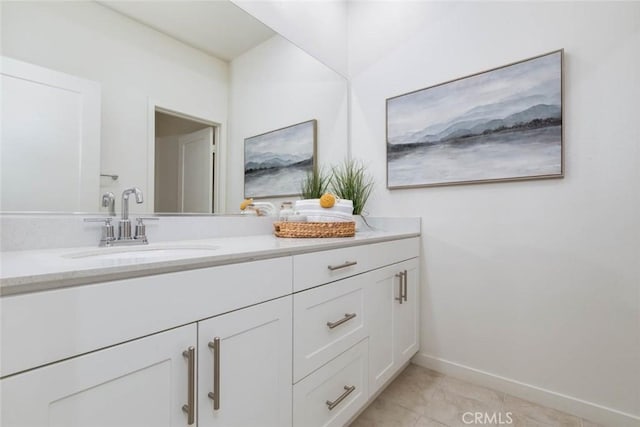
395;272;404;304
327;261;357;271
182;346;195;425
208;337;221;410
326;385;356;410
402;270;408;302
326;313;357;329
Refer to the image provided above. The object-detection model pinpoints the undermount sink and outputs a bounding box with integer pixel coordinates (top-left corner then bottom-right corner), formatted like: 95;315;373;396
63;243;221;261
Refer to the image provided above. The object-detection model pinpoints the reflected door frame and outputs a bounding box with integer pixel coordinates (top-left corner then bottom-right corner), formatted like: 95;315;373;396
177;127;214;213
147;99;225;213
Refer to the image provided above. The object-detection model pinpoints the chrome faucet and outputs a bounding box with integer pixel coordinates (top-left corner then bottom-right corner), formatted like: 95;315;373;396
119;187;144;240
85;187;158;247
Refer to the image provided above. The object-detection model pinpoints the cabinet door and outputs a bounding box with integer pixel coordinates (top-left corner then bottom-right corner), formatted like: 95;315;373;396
198;296;292;427
1;324;197;427
367;258;420;397
366;264;399;396
395;258;419;366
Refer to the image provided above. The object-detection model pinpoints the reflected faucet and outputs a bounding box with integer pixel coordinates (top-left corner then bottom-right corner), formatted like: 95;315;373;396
102;192;116;216
119;187;143;240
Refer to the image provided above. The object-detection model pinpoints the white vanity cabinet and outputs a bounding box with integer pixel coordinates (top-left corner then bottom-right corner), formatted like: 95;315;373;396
1;324;197;427
291;238;420;427
0;234;421;427
367;258;420;396
0;257;292;378
1;296;292;427
1;257;293;427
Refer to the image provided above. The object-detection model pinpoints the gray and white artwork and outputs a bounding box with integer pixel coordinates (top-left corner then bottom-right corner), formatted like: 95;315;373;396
387;50;563;188
244;120;316;198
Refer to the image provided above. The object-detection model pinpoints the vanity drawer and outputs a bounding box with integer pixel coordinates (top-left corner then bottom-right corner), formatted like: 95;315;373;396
293;237;419;292
293;339;368;427
293;275;367;382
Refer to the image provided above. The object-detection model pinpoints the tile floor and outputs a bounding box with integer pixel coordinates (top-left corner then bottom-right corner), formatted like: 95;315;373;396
349;364;602;427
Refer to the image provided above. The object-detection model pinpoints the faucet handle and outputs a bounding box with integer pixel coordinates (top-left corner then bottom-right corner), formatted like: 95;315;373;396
84;218;116;246
134;217;159;242
84;217;113;224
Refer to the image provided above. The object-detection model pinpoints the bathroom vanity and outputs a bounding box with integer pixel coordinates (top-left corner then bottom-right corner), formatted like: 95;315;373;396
0;218;420;427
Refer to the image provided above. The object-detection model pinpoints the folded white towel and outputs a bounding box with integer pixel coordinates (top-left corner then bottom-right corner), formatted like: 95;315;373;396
304;211;354;222
295;199;354;220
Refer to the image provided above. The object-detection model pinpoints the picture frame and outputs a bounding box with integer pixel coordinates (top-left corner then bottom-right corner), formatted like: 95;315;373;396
244;119;317;198
386;49;564;189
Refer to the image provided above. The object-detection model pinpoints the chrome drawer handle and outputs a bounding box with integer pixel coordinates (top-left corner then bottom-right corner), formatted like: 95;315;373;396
326;385;356;410
181;346;195;425
208;337;221;410
327;261;357;271
326;313;357;329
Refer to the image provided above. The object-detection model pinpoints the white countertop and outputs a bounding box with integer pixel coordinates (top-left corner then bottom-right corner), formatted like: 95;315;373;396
0;230;419;296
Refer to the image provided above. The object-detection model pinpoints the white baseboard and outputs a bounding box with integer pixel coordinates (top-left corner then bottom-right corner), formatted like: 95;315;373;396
412;352;640;427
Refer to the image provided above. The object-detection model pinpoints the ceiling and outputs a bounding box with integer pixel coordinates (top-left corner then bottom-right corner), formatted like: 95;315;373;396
98;1;276;61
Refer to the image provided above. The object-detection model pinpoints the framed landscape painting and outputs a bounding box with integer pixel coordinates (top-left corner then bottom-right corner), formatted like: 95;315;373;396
386;50;564;188
244;119;317;198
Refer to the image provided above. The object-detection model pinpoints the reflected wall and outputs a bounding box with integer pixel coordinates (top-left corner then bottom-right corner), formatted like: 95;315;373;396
228;35;348;211
0;1;348;214
1;1;228;213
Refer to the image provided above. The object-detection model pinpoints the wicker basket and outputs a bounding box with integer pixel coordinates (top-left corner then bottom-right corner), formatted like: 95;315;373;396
273;221;355;238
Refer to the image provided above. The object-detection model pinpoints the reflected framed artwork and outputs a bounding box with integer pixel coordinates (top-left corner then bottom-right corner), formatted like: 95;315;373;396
386;49;563;188
244;119;317;198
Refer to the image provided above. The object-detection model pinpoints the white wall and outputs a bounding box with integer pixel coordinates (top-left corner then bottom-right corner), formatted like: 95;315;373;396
231;0;348;77
1;1;228;213
349;1;640;425
228;35;348;211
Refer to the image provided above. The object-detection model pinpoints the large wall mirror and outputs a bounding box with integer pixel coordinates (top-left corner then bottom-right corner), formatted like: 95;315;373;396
0;0;348;215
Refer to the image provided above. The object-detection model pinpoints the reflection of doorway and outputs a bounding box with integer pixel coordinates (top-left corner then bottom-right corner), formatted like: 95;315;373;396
154;110;216;213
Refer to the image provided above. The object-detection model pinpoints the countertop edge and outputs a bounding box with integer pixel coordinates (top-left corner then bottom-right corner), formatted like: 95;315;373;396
1;232;420;297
